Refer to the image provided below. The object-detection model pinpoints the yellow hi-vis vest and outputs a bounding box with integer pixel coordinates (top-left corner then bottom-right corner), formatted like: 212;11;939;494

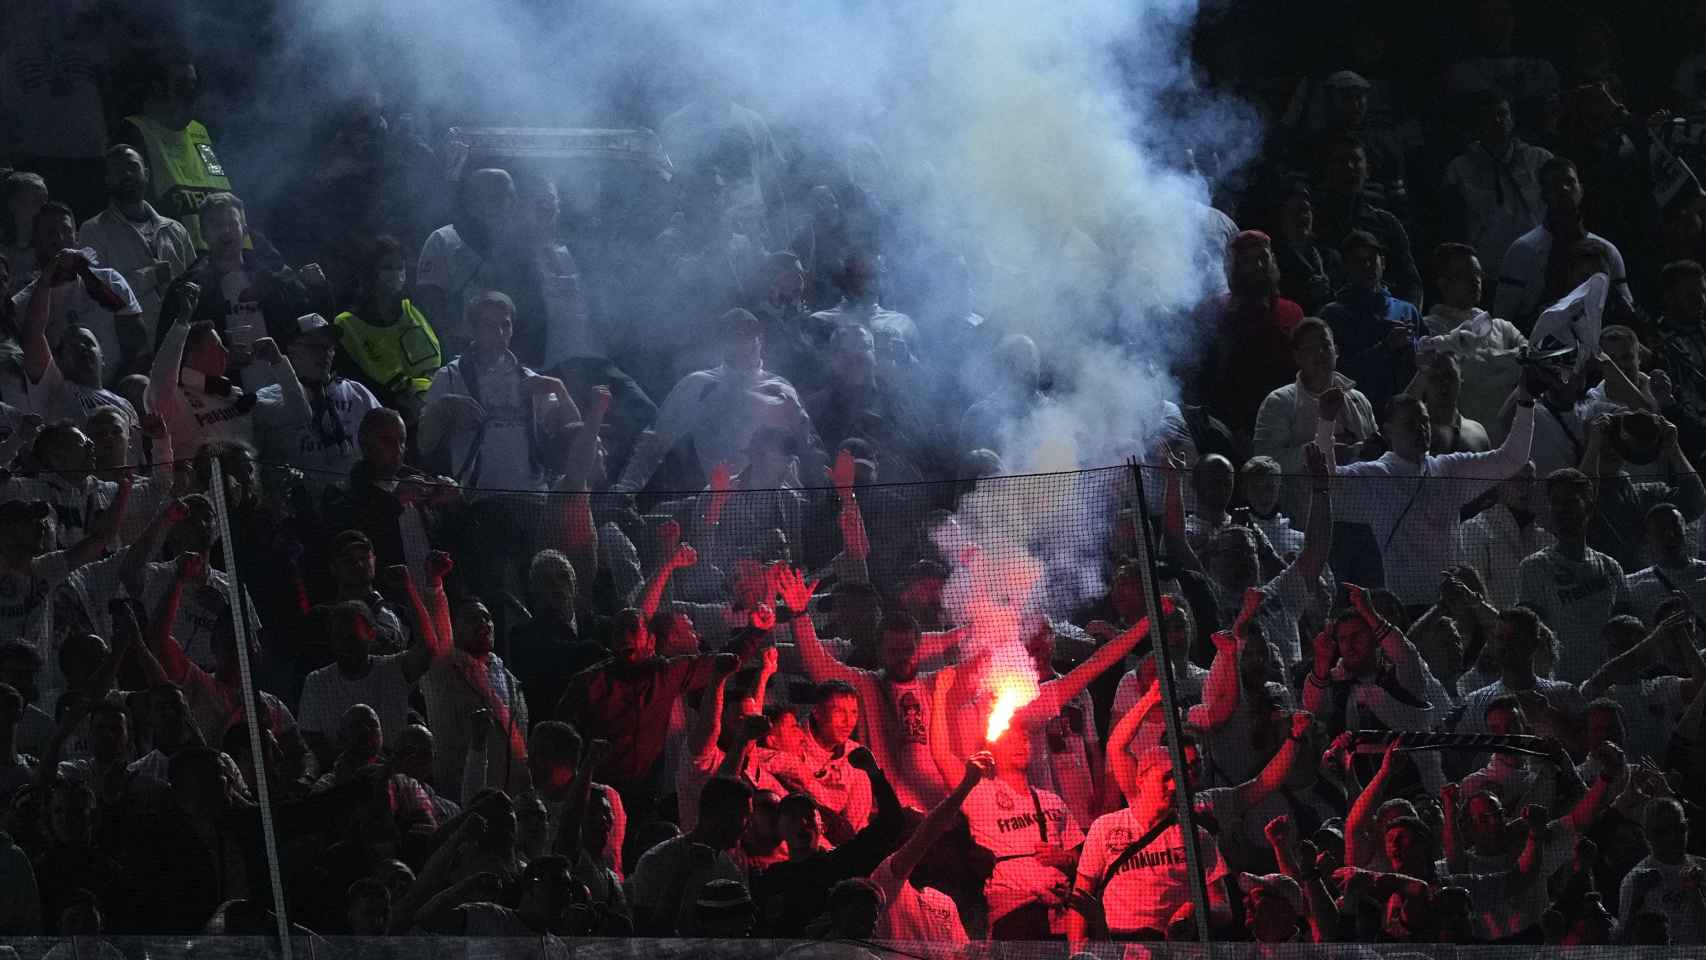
334;299;442;397
123;114;233;252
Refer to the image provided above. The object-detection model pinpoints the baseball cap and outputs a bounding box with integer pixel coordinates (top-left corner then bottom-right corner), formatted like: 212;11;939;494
1324;70;1372;90
0;500;50;523
291;312;340;344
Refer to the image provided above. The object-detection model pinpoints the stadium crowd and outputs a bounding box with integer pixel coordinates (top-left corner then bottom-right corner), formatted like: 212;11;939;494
12;0;1706;954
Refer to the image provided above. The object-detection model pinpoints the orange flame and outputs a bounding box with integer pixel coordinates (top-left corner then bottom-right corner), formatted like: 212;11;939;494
985;674;1040;742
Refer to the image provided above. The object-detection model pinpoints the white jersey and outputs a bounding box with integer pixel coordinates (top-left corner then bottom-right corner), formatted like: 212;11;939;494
298;653;417;746
0;471;165;551
1517;544;1628;683
789;733;873;832
962;778;1082;922
10;268;142;384
56;555;261;673
0;552;72;655
255;377;379;482
1077;807;1228;936
24;356;145;465
1627;560;1706;623
870;853;968;950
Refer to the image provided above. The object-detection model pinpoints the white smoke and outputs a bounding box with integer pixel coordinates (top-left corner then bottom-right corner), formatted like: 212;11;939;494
232;0;1249;725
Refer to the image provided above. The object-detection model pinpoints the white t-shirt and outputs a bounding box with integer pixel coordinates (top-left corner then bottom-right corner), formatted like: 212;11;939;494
426;353;547;493
1517;545;1629;683
1628;561;1706;623
11;269;142;384
1077;807;1229;935
416;224;496;346
790;733;874;831
255;377;379;482
1025;685;1100;831
24;356;143;464
961;778;1083;922
1442;820;1576;939
870;853;969;949
56;556;261;674
0;551;71;652
1454;677;1588;738
1619;853;1706;943
1610;676;1688;759
298;653;417;745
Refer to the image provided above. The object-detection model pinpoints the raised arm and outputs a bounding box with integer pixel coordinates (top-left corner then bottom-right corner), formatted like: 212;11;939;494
19;255;68;382
1160;449;1202;573
118;497;189;598
638;538;697;623
1582;613;1689;699
1559;742;1626;834
69;474;131;567
146;283;199;425
1295;442;1333;581
1344;738;1402;868
1187;626;1243;731
253;337;313;424
1107;677;1162;805
1014;611;1158;728
884;753;993;883
1226;711;1316;815
1438;389;1536;482
829;450;871;585
143;553;203;686
393;552;455;685
687;662;734;760
1265;816;1338;943
778;566;859;685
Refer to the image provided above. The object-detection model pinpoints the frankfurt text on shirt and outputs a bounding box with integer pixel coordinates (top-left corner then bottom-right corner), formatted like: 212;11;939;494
1112;844;1190;875
996;807;1066;835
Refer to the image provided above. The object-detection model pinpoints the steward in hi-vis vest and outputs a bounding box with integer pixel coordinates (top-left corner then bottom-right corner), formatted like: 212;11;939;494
334;298;443;405
122;114;232;252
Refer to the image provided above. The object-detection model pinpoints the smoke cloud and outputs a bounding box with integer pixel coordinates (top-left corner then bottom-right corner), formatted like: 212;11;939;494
205;0;1253;723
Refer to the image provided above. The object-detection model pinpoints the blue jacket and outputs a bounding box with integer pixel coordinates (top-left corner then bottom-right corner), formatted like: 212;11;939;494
1320;284;1422;413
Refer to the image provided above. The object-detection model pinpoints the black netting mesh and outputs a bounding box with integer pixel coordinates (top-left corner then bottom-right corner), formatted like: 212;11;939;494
3;455;1699;948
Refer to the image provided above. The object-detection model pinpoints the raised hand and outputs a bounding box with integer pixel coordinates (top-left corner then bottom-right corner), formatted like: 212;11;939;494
1265;814;1298;848
1305;440;1329;477
776;567;818;612
965;750;996;781
670;542;699;570
426;550;454;582
590;384;613;419
1345;583;1379;627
